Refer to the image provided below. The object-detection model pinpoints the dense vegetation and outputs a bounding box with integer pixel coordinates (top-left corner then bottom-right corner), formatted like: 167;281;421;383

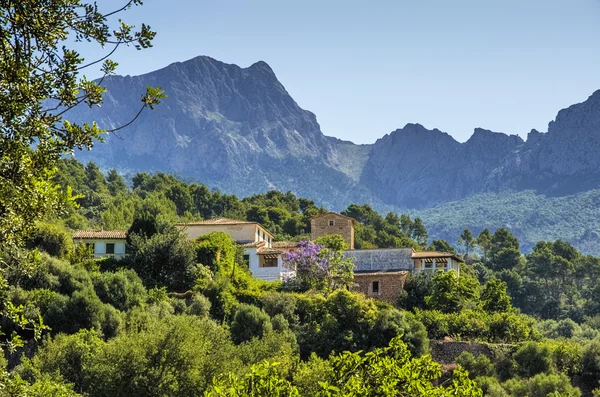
4;1;598;396
414;190;600;255
0;158;598;395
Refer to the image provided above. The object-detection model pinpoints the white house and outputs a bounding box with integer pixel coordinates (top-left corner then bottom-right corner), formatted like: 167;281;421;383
73;230;127;259
176;218;296;282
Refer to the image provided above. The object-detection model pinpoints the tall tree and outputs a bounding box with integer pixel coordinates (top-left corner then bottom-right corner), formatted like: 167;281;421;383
0;0;165;245
476;228;492;259
106;169;128;196
410;217;428;246
458;228;476;256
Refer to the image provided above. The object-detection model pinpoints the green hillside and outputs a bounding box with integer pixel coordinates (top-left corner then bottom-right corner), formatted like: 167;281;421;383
413;190;600;255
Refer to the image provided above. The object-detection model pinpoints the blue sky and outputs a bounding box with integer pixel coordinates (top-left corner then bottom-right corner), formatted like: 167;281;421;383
84;0;600;143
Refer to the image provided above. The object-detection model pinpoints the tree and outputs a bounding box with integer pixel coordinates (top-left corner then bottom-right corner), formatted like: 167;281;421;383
230;304;273;344
487;228;521;271
397;272;434;311
0;0;165;246
458;228;476;256
25;222;74;258
410;217;428;246
127;225;196;290
476;229;492;259
106;169;128;196
400;214;412;235
283;241;354;292
481;278;512;313
428;240;456;254
316;337;482;396
314;234;348;251
513;341;552;378
425;270;479;313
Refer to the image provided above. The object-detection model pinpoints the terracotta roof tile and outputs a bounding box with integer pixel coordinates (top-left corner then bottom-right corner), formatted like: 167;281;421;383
73;230;127;239
272;241;301;249
176;218;255;226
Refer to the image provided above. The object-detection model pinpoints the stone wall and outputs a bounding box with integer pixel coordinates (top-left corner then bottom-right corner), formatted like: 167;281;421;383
429;340;507;364
311;213;354;249
353;272;408;304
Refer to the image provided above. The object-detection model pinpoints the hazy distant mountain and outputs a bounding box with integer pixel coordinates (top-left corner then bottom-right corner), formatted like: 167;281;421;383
67;56;600;252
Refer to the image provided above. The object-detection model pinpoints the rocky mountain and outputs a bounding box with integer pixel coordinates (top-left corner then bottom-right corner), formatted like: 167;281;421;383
69;55;600;213
68;56;374;209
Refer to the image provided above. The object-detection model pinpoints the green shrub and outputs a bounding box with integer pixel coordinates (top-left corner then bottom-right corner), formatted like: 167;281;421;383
513;341;552;378
230;304;273;344
25;222;73;258
92;269;147;311
583;341;600;379
456;351;495;379
186;294;211;317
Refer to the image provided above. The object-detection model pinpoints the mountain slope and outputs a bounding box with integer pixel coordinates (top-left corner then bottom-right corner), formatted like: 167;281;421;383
68;56;374;209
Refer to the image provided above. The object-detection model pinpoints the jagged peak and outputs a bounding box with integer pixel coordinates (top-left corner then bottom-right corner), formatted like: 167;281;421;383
248;60;275;73
467;128;524;145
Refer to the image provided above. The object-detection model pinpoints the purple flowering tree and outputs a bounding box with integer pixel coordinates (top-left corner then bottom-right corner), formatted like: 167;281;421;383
283;241;354;291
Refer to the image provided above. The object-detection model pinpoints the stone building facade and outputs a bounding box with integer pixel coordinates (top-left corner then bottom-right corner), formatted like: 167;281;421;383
345;248;414;304
310;212;355;249
353;271;409;304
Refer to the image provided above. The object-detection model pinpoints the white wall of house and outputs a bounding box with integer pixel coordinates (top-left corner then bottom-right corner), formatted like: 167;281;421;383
243;248;294;282
179;224;272;247
76;239;126;259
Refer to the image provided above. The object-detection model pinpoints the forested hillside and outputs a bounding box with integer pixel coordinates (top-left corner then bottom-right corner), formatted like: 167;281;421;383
414;190;600;255
1;158;600;395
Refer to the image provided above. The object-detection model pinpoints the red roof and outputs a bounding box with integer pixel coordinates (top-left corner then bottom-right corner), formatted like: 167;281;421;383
176;218;255;226
73;230;127;239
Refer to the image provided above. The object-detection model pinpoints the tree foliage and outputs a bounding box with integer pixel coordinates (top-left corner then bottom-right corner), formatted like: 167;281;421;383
0;0;165;245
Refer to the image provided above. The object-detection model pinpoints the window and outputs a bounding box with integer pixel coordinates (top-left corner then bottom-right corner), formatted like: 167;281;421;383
371;281;380;295
106;243;115;254
329;220;335;226
263;257;278;268
243;255;250;266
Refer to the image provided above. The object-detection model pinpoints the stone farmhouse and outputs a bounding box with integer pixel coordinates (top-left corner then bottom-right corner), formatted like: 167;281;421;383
73;212;462;303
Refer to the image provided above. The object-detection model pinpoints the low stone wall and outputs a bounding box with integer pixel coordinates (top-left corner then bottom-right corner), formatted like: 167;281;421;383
429;340;508;364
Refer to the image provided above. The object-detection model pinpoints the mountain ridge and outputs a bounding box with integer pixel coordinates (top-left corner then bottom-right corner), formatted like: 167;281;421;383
65;55;600;251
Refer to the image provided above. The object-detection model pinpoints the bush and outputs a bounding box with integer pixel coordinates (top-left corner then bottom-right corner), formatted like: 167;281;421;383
551;340;583;376
92;269;147;311
474;376;509;397
292;353;334;396
186;294;211;317
126;225;196;291
397;272;433;311
230;304;273;344
260;292;299;329
195;232;238;275
506;372;581;397
25;222;73;258
370;308;429;357
456;351;495;379
583;341;600;379
513;341;552;378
